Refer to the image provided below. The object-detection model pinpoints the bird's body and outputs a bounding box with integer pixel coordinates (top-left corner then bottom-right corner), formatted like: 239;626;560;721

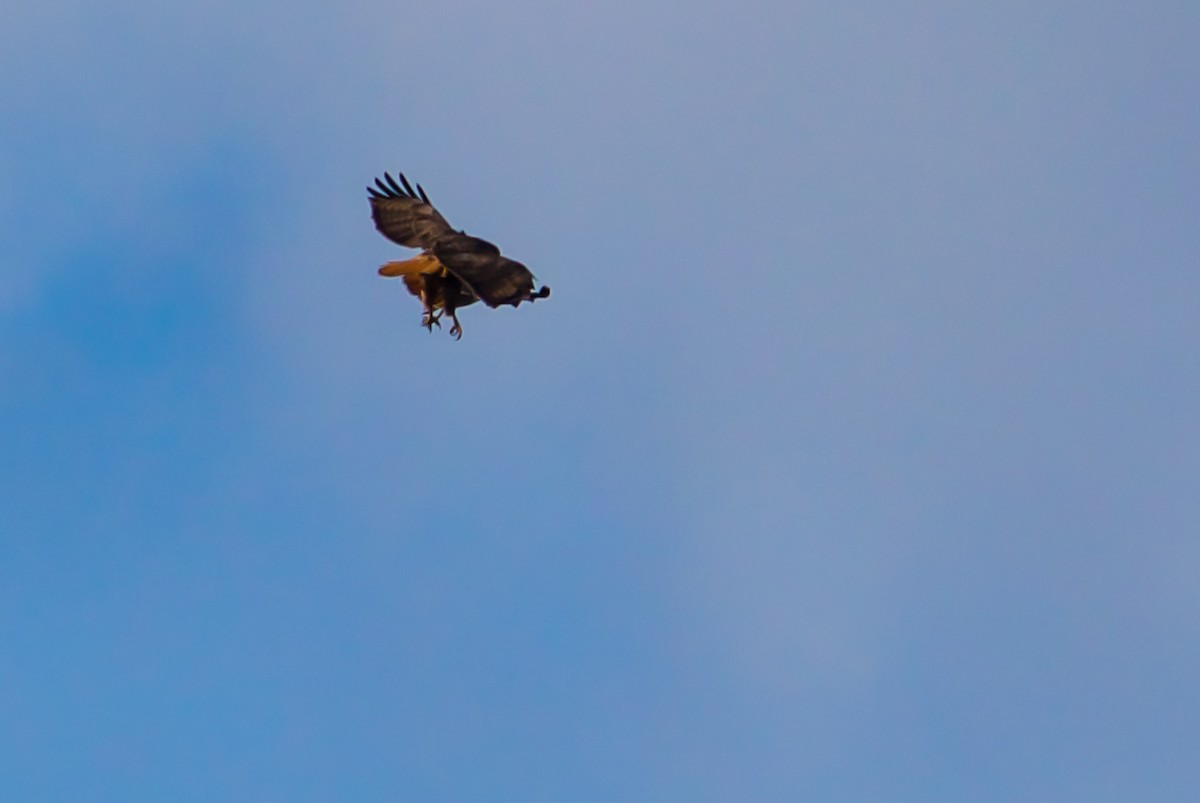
368;171;549;338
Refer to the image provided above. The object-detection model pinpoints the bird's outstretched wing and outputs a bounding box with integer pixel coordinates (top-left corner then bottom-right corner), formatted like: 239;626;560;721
434;234;549;308
367;172;454;249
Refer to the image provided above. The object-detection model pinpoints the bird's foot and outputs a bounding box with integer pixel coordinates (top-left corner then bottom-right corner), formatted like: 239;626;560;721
421;310;442;331
448;314;463;340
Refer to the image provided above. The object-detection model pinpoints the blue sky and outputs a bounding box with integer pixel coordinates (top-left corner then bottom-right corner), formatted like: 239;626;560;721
2;1;1198;799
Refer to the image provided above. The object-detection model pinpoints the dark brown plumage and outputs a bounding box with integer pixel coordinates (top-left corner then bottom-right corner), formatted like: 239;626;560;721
368;171;549;339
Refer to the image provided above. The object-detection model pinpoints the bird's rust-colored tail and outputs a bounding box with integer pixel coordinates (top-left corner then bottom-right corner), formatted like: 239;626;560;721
378;253;441;278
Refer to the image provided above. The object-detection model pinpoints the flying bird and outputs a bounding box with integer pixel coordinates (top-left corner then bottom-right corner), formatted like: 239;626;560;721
367;171;549;339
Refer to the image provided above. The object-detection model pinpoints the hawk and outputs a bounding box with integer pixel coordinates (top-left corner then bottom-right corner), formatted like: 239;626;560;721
368;171;550;339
